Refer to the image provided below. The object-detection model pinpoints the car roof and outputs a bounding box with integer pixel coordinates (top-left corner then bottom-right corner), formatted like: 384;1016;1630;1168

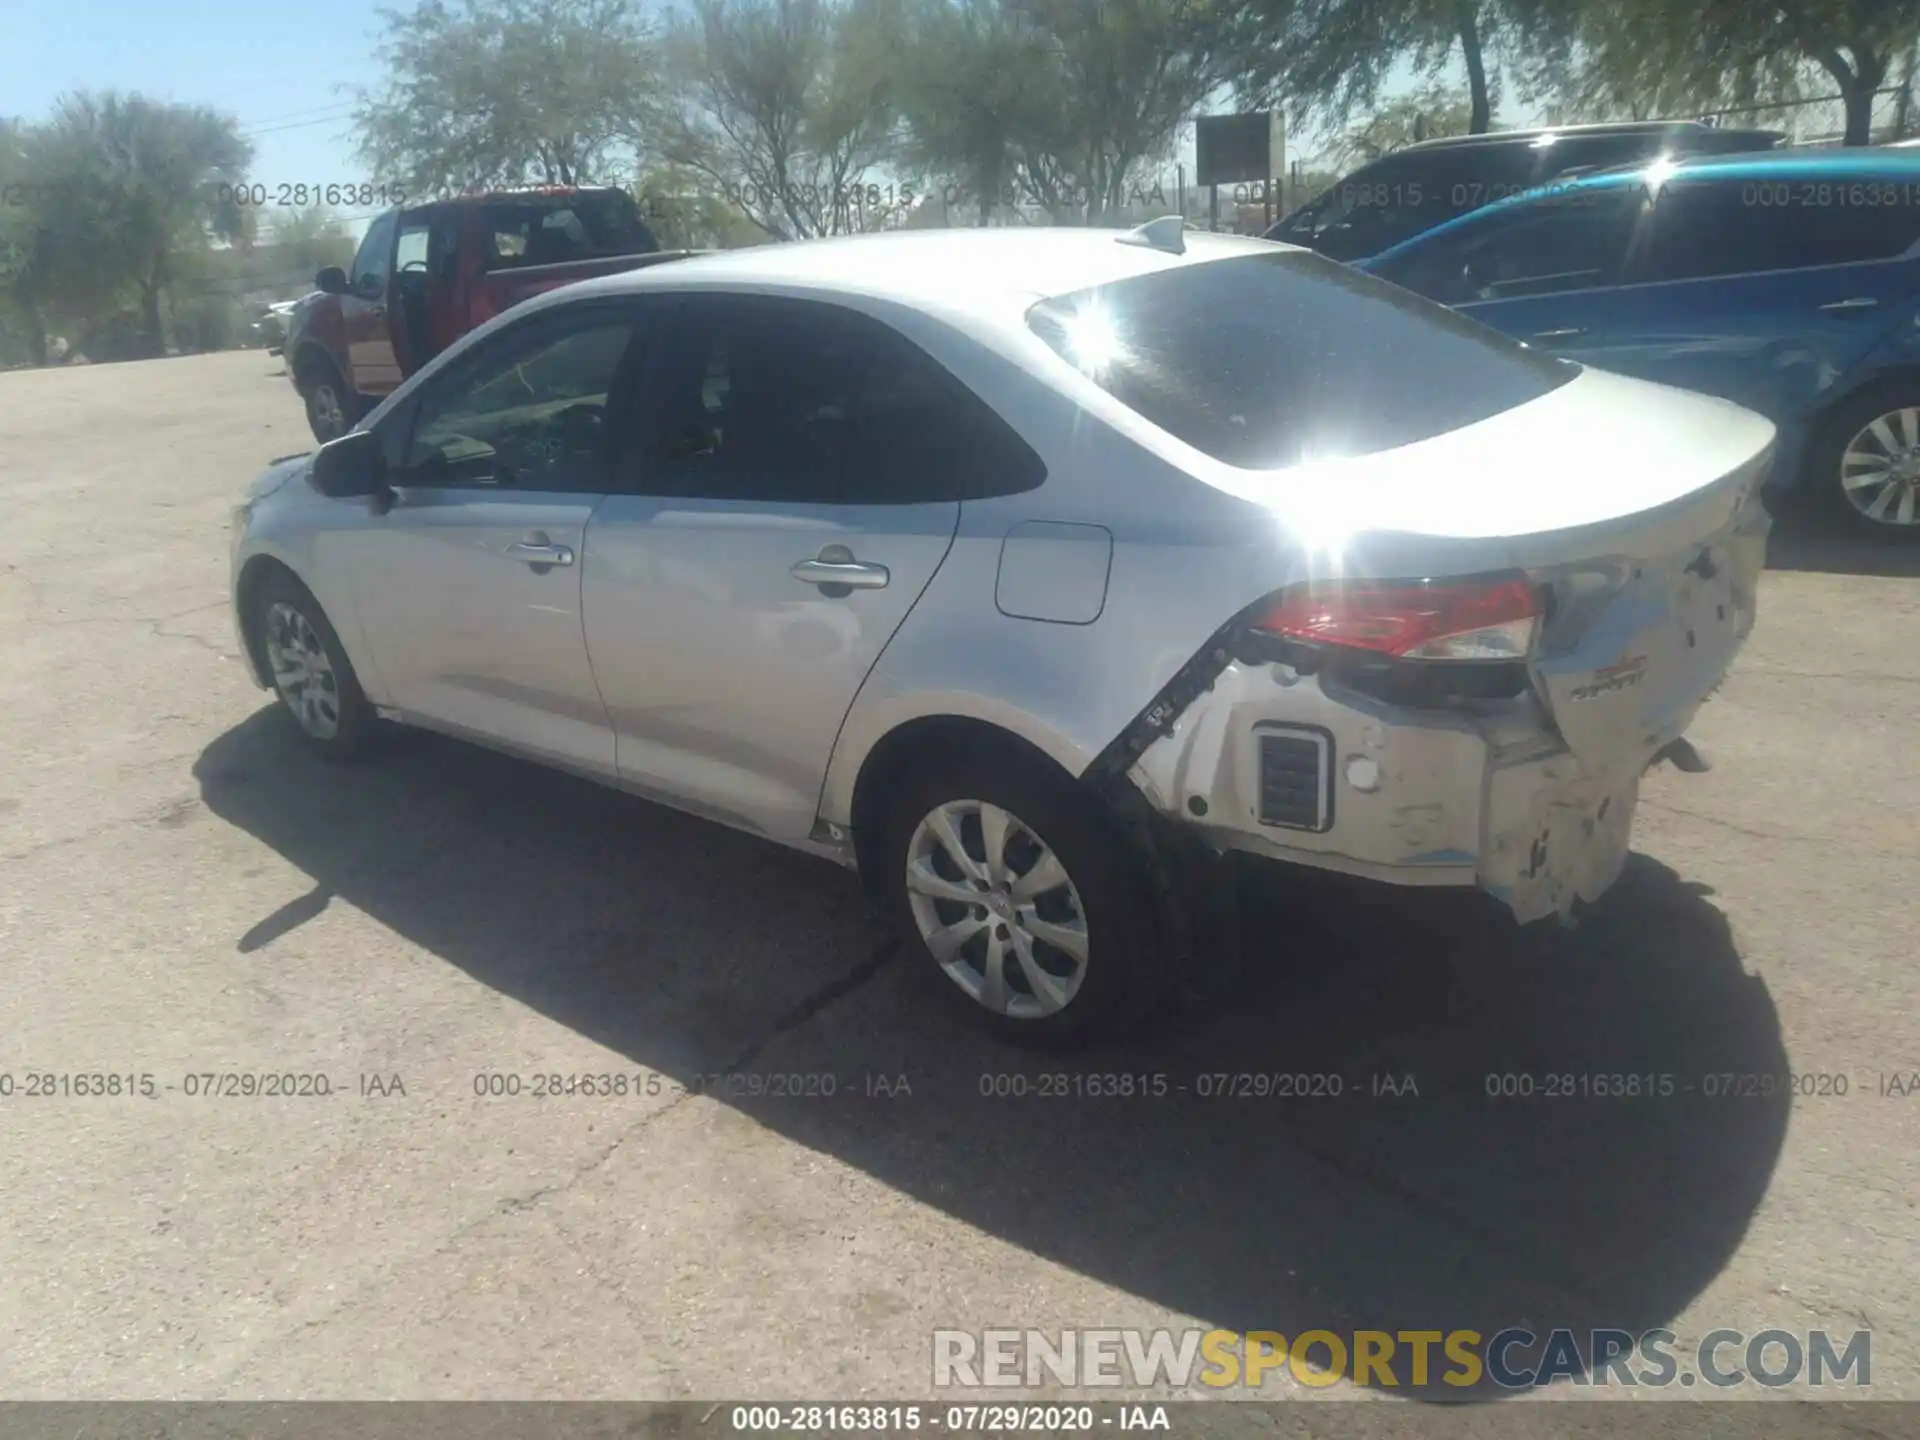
554;225;1286;317
1367;145;1920;259
1392;121;1782;154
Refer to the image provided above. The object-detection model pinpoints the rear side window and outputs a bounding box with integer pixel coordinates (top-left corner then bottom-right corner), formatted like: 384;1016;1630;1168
1027;250;1576;470
1643;178;1920;280
634;294;1045;504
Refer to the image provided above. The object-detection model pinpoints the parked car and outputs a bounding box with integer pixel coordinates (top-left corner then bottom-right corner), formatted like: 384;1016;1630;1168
284;186;699;443
1361;148;1920;535
253;299;302;355
231;224;1772;1045
1268;121;1784;262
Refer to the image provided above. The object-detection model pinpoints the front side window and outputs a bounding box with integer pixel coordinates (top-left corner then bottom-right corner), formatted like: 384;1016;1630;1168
404;311;637;490
1642;177;1920;281
1028;250;1576;470
350;212;398;298
1277;149;1537;260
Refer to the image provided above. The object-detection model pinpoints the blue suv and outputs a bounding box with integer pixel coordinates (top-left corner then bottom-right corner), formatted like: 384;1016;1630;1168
1362;149;1920;536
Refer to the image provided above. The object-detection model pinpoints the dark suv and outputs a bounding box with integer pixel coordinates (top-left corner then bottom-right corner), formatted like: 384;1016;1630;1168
1267;121;1783;261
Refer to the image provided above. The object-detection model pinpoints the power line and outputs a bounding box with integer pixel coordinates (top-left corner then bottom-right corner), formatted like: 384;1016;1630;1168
242;108;361;138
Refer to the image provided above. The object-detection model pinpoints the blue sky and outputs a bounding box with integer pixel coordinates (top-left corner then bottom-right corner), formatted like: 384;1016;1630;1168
3;0;1464;238
1;0;394;233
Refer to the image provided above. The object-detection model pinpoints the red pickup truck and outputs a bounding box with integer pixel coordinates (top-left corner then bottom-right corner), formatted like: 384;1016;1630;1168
284;187;696;441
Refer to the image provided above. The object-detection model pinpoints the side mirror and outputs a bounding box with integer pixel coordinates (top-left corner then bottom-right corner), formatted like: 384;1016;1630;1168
316;266;348;295
309;429;386;499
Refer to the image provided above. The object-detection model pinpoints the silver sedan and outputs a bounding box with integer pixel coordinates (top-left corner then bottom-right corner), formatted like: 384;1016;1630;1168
228;222;1775;1046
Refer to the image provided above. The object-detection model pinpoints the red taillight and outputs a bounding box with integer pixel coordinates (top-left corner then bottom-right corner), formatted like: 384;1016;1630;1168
1254;576;1540;661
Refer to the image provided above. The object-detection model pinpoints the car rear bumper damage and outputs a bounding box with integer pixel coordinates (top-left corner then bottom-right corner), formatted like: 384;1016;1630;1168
1113;484;1771;926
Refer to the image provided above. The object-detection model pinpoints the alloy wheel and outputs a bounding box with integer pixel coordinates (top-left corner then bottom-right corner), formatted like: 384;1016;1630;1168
264;601;342;740
904;799;1090;1019
1840;406;1920;528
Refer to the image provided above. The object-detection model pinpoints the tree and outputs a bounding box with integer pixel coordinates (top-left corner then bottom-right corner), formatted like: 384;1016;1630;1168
1015;0;1224;222
1541;0;1918;144
655;0;905;240
266;205;359;277
632;163;769;246
1224;0;1557;138
893;0;1222;227
18;93;250;355
893;0;1054;224
357;0;666;195
1326;82;1474;171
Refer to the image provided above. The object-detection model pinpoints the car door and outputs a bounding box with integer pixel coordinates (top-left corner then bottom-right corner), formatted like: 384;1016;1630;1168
341;211;403;396
330;298;655;774
581;293;1035;844
1512;175;1920;424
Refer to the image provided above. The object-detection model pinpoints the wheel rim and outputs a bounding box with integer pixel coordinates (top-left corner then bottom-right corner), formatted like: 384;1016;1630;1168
310;382;345;440
904;799;1090;1019
1839;406;1920;527
264;600;342;740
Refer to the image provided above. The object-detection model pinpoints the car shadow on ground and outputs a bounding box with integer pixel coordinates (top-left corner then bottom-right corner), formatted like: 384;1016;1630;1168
1764;500;1920;578
196;710;1790;1401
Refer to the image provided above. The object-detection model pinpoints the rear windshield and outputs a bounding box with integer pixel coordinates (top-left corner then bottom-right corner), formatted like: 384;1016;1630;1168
1026;249;1577;470
481;191;659;269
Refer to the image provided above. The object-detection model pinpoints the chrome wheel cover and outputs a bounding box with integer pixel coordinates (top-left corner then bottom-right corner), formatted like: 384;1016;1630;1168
264;601;342;740
1840;406;1920;527
904;799;1090;1019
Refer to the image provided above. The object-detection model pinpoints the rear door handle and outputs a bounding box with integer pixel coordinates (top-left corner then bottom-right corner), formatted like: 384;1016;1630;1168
507;540;574;567
791;558;889;590
1531;326;1587;340
1818;297;1880;312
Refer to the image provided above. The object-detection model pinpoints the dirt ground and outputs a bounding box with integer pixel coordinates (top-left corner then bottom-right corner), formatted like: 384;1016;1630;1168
1;351;1916;1412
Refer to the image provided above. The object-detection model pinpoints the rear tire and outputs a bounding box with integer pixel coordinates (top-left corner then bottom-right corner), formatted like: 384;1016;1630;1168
878;745;1166;1048
299;357;360;444
1806;379;1920;537
248;570;377;762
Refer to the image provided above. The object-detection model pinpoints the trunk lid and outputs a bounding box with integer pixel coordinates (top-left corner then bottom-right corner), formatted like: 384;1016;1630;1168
1218;366;1776;772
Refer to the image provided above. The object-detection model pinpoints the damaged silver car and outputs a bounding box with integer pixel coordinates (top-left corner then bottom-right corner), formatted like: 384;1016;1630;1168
228;221;1772;1046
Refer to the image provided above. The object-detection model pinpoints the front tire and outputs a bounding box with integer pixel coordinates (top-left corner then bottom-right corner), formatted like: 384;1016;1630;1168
249;571;376;761
879;748;1165;1048
1807;380;1920;536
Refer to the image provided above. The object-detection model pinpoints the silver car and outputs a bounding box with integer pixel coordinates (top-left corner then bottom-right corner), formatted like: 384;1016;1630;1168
228;222;1774;1046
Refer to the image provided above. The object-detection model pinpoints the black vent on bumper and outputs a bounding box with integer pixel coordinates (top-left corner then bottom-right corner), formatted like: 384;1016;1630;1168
1257;726;1333;832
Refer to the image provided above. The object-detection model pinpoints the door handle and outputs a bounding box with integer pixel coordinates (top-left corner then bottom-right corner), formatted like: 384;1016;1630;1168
1531;326;1587;340
507;540;575;567
1818;297;1880;312
791;558;889;590
369;305;386;318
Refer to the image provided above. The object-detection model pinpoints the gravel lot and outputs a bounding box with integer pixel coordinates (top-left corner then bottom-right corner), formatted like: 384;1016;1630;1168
1;351;1916;1410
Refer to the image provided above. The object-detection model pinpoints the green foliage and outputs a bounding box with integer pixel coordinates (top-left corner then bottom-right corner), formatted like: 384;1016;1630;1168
356;0;665;194
657;0;906;240
632;165;765;248
1222;0;1555;139
169;292;248;353
1533;0;1919;142
1327;82;1475;170
891;0;1223;226
4;92;251;357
